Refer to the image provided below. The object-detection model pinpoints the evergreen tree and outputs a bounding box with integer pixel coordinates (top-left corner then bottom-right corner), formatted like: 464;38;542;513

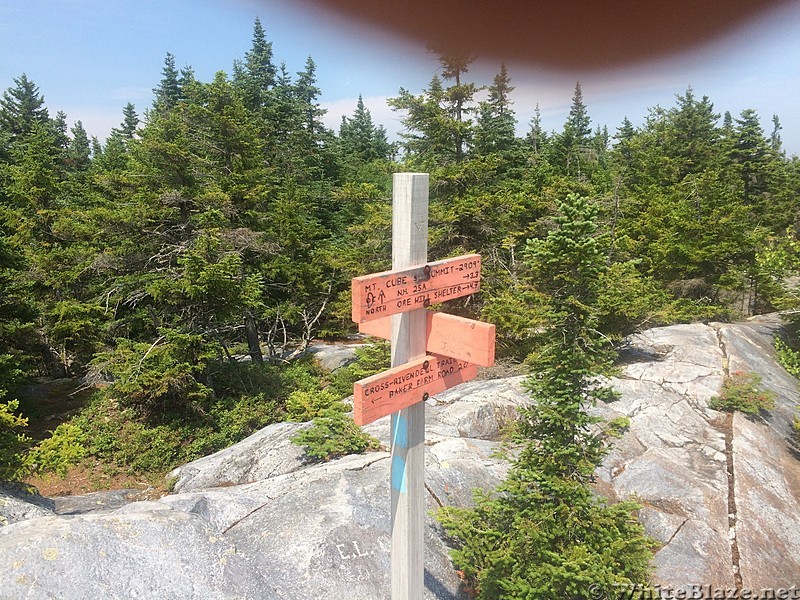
96;104;140;177
338;95;392;165
4;121;62;212
153;52;181;112
389;51;478;167
770;114;783;155
64;120;91;173
0;74;49;142
439;194;652;598
667;87;720;179
92;132;129;175
233;17;277;112
556;82;593;176
521;194;616;476
526;104;547;154
613;116;636;164
52;111;70;151
565;82;592;142
112;103;139;141
593;124;610;166
179;65;196;91
731;108;773;205
615;116;635;141
294;56;325;135
261;62;321;184
722;110;734;136
438;51;478;162
474;63;517;157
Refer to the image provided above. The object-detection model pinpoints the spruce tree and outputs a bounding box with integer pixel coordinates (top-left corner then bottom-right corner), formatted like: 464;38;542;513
152;52;181;112
474;63;517;157
557;81;593;176
52;111;70;151
0;74;49;140
65;120;91;173
233;17;277;112
112;103;139;141
770;114;783;155
613;116;636;164
439;194;653;598
731;108;773;205
294;56;324;135
338;95;392;164
667;87;720;179
389;51;479;167
526;104;546;153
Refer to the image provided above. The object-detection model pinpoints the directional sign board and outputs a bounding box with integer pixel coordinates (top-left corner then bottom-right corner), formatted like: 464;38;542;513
359;311;495;367
353;354;478;426
351;254;481;323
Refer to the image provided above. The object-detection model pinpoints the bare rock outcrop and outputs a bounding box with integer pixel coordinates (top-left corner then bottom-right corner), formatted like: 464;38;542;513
597;315;800;591
1;315;799;598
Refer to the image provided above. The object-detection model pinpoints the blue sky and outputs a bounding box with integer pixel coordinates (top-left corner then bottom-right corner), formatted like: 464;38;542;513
1;0;799;155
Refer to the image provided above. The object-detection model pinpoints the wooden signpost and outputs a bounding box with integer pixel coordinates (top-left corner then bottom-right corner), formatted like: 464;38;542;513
351;173;495;599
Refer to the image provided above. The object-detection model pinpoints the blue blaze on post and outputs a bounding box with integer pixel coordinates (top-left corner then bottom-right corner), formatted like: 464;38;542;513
391;415;409;493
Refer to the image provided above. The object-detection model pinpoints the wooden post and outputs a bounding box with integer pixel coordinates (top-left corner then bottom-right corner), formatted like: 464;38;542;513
390;173;428;599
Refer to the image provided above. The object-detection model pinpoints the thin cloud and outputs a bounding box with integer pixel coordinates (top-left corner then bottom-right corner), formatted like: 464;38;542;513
109;86;153;101
58;106;125;141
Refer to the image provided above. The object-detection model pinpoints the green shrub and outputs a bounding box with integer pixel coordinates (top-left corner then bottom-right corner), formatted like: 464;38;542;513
120;425;187;473
439;483;653;599
709;371;776;416
280;358;327;393
68;389;280;475
0;398;32;480
68;393;198;474
606;415;632;438
63;359;297;478
775;337;800;447
286;389;346;421
89;330;216;417
208;361;284;398
287;343;385;461
38;346;365;480
775;338;800;379
596;261;723;335
212;394;282;441
291;409;379;462
29;423;87;477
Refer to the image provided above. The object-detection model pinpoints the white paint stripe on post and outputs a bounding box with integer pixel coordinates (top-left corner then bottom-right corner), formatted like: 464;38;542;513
390;173;428;600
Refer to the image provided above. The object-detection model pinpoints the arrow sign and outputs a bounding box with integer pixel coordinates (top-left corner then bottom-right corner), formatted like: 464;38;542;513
353;354;478;426
359;311;495;367
351;254;481;323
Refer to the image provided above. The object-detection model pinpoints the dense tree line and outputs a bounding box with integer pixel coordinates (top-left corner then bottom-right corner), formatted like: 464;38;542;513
2;25;796;390
1;20;799;588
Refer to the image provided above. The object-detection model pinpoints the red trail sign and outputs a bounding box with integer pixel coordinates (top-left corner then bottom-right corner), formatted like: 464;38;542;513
358;311;495;367
351;254;481;323
353;354;478;426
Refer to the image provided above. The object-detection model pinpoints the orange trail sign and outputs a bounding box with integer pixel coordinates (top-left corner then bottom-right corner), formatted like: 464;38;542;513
359;311;495;367
353;354;478;426
351;254;481;323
